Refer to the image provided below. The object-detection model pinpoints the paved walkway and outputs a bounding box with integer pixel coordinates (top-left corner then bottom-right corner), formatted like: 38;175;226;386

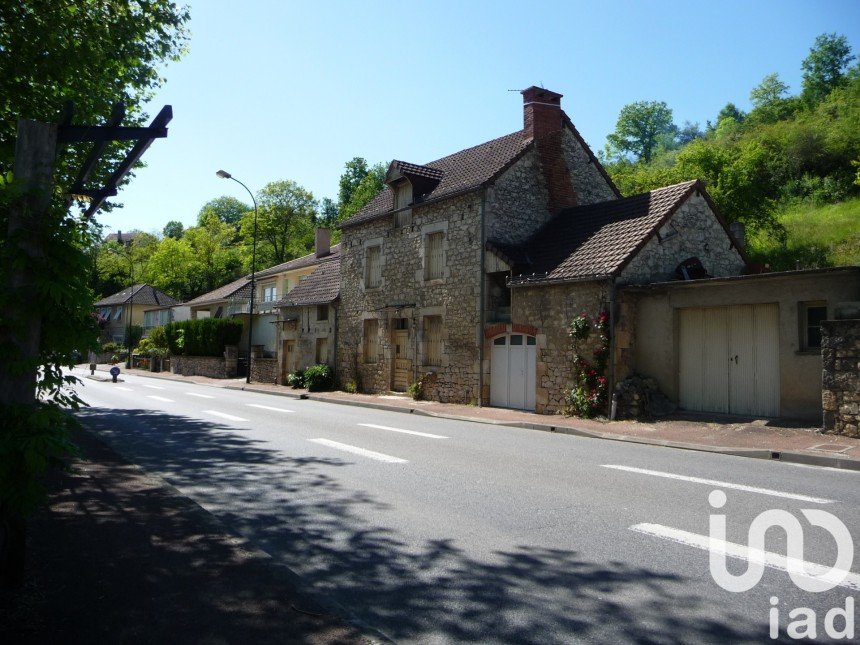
82;363;860;470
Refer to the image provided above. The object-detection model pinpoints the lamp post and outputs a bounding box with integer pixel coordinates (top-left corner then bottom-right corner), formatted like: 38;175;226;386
216;169;258;383
108;244;135;369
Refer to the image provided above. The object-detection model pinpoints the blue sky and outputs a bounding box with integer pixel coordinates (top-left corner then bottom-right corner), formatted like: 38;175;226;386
105;0;860;236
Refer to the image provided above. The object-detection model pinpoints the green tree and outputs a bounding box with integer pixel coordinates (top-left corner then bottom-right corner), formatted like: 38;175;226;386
197;195;249;228
184;214;242;294
338;162;386;222
242;180;317;269
337;157;371;210
141;236;200;301
162;220;184;239
0;0;189;587
605;101;677;163
801;33;855;106
748;73;796;124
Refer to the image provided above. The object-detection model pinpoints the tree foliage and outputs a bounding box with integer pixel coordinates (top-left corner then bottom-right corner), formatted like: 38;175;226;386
338;162;386;222
801;33;855;105
241;180;317;269
604;32;859;269
197;195;249;228
605;101;677;163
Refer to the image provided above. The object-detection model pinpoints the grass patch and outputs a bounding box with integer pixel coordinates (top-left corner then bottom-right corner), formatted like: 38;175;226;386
747;197;860;271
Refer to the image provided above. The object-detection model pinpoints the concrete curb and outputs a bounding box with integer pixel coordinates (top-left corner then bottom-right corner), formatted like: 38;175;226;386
301;393;860;472
80;367;860;473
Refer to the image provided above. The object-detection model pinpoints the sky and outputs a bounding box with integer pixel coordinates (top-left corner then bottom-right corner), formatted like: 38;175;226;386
104;0;860;237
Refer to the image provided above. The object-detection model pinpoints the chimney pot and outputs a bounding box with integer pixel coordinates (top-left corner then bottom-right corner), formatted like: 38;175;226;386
521;86;564;140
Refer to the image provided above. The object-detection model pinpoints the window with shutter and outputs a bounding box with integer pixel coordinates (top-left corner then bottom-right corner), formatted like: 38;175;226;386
365;245;382;288
363;319;379;363
424;316;442;366
425;232;444;280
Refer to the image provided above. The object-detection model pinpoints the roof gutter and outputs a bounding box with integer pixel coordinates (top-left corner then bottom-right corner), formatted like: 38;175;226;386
507;273;614;288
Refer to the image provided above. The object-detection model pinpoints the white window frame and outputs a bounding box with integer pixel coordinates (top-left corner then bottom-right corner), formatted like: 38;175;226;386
261;283;278;303
799;300;827;352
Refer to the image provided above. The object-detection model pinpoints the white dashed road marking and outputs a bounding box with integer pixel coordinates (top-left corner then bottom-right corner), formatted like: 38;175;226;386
186;392;215;399
309;438;408;464
602;465;834;504
203;410;248;422
247;404;294;413
358;423;448;439
147;395;174;403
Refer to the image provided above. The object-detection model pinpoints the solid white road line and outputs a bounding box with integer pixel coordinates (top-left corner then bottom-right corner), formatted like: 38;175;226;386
602;465;835;504
147;395;174;403
246;403;294;413
203;410;248;422
630;523;860;591
186;392;215;399
309;438;408;464
358;423;448;439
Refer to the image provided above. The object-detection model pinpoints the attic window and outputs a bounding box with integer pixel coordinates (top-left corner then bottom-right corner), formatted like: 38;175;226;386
393;180;412;227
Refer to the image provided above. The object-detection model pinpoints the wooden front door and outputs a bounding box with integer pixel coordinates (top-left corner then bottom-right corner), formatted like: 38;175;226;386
392;329;411;391
282;340;296;381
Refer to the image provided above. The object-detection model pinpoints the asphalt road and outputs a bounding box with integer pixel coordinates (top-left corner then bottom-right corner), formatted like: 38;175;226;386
71;368;860;644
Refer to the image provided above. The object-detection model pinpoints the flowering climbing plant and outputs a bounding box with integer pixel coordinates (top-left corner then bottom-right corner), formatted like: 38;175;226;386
566;310;610;418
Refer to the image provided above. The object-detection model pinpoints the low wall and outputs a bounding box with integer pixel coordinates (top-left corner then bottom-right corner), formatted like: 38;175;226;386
170;355;234;379
822;319;860;437
250;357;278;384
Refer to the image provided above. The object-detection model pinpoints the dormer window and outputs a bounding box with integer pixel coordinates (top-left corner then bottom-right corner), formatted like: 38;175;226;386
393;180;413;227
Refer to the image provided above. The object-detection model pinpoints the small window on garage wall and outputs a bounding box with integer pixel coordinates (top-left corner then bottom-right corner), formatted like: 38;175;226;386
317;305;328;321
799;301;827;351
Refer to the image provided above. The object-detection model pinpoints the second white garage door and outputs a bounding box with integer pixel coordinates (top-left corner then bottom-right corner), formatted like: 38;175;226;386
490;334;536;411
679;304;780;417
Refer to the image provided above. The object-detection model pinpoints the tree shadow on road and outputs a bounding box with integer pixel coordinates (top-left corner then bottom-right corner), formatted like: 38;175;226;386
65;407;778;644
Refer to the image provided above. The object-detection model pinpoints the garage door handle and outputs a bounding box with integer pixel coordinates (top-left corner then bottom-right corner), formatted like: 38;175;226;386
731;355;738;364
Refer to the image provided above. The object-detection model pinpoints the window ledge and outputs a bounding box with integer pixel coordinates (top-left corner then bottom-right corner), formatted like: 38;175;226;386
423;278;445;286
795;350;821;356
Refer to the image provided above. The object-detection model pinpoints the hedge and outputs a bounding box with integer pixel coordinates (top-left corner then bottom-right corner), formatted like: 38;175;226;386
164;318;243;357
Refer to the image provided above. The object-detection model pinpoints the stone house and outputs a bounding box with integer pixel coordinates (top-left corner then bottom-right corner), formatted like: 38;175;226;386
272;249;341;383
337;84;858;421
337;86;621;401
94;284;180;344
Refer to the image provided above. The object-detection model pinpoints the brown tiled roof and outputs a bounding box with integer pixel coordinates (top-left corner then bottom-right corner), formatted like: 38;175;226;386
274;256;340;307
502;180;701;285
255;244;341;279
341;130;530;229
389;160;444;181
94;284;180;308
184;275;252;306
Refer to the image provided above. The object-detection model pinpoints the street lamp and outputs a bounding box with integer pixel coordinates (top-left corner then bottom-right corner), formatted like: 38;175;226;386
108;244;135;369
216;169;258;384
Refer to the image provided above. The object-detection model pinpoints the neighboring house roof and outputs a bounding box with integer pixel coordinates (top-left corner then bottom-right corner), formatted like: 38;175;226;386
94;284;180;308
341;130;530;229
184;275;252;307
274;255;341;307
255;244;341;279
104;231;141;244
500;180;727;285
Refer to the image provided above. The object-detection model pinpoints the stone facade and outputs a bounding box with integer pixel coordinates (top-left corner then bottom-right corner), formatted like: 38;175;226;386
509;281;607;413
822;319;860;437
618;193;746;285
277;306;336;384
170;355;232;379
250;357;278;385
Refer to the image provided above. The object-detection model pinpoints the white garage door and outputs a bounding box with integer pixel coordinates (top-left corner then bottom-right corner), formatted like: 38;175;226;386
679;304;780;417
490;334;536;411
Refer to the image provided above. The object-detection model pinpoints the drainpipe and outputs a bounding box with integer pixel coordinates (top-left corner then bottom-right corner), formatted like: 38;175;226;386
332;302;339;385
607;276;618;420
477;190;487;407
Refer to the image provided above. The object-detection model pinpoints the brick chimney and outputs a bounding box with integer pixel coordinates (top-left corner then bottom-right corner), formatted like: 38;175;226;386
315;227;331;258
521;86;577;212
522;86;564;141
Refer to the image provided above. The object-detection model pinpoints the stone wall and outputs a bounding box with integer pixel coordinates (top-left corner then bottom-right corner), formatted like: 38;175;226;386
250;357;278;385
338;192;484;402
618;192;746;285
170;355;231;379
561;128;618;205
822;319;860;437
509;281;607;413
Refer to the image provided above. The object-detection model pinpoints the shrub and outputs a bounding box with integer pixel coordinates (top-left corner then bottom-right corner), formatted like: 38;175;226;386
163;319;243;357
148;325;168;349
343;380;357;394
287;369;305;389
303;364;333;392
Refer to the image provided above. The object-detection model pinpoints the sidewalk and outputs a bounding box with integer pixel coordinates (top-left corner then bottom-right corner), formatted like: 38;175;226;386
0;426;369;644
82;363;860;470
